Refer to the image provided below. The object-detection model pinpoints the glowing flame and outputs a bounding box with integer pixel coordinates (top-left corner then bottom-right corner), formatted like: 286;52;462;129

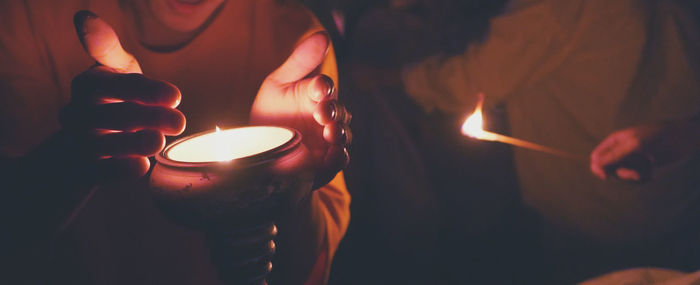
214;126;228;162
167;126;295;163
461;94;487;139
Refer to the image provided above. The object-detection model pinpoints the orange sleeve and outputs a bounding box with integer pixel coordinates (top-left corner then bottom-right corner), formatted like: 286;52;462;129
305;173;351;285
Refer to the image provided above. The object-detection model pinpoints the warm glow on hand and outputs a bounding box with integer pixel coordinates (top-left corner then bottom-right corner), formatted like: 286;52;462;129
250;32;350;188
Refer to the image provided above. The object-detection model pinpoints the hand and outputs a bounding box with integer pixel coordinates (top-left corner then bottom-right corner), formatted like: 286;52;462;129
207;223;278;284
250;32;350;188
590;120;700;182
60;11;185;182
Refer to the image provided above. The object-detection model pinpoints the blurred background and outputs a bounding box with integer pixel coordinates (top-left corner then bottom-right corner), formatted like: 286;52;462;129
300;1;537;284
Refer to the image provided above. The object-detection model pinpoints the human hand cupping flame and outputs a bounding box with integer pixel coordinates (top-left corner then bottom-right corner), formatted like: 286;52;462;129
61;11;185;181
250;32;351;189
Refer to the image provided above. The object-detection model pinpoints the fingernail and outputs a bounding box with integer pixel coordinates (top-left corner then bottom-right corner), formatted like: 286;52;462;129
73;10;98;42
312;31;331;56
328;102;337;121
319;74;334;98
339;127;347;142
74;10;97;30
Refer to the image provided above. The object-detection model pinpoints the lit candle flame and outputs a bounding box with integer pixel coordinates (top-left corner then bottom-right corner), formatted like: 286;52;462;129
461;93;493;140
214;125;228;162
166;126;295;163
460;93;586;161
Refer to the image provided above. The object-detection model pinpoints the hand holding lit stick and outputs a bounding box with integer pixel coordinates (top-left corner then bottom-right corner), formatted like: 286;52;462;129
461;94;587;161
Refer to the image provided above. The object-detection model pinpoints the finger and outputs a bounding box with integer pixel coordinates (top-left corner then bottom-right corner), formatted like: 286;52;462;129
86;102;185;135
313;145;349;189
591;134;621;165
296;74;335;103
343;109;352;125
314;100;339;125
267;32;329;84
612;153;652;182
323;122;349;145
74;10;142;74
591;134;624;180
71;66;181;107
616;168;642;182
591;133;640;172
93;129;165;158
314;101;350;126
325;145;349;169
215;224;278;247
590;161;607;180
96;156;150;182
591;132;626;180
332;105;349;125
344;125;353;145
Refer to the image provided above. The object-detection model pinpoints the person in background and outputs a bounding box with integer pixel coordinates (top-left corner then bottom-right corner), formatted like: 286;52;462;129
342;0;700;283
398;0;700;283
0;0;350;284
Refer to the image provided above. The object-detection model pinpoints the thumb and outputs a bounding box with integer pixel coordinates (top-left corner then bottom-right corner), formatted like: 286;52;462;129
267;32;329;84
74;10;142;74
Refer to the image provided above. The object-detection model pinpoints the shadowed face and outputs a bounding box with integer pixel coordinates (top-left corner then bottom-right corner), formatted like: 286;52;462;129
148;0;226;32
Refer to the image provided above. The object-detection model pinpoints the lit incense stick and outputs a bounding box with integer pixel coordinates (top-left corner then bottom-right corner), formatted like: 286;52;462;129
462;94;587;161
474;130;587;161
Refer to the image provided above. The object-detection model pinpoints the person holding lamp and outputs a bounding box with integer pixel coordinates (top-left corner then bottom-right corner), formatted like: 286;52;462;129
0;0;350;284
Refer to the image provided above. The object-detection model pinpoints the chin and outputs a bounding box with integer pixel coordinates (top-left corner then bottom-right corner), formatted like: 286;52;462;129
149;0;225;32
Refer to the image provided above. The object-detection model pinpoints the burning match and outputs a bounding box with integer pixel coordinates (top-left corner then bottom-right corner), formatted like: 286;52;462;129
461;94;587;161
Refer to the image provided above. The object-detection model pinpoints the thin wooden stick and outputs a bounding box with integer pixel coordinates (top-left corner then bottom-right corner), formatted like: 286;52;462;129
479;130;588;161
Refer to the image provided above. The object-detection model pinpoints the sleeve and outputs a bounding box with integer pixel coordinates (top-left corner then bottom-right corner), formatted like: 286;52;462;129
305;172;350;285
0;1;65;157
400;0;572;113
578;268;700;285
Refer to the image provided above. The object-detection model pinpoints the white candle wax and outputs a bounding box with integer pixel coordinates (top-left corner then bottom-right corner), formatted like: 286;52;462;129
166;126;295;163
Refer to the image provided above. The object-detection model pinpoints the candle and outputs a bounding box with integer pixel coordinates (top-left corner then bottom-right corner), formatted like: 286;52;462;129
149;125;313;285
461;94;587;161
165;126;295;163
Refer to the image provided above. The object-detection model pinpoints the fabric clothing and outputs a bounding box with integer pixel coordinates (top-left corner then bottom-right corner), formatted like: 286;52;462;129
0;0;349;284
580;268;700;285
402;0;700;281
